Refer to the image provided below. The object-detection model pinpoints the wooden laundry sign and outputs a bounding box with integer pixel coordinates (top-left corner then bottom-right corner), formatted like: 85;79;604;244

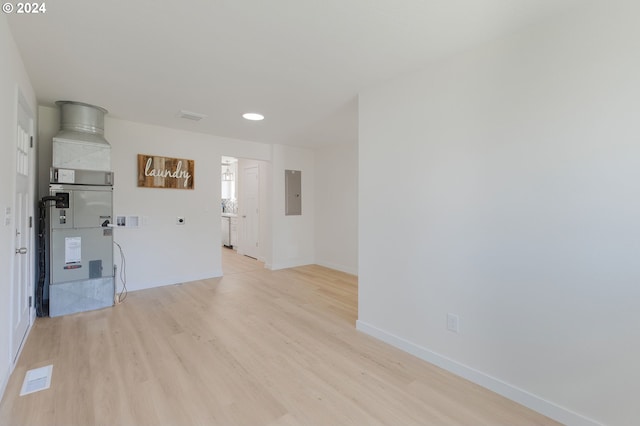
137;154;194;189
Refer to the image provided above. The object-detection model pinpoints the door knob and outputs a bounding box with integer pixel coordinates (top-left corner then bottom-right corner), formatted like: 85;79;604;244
16;247;27;254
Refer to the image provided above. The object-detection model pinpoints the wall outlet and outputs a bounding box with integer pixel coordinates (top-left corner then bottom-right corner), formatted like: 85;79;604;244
447;313;460;333
116;215;141;228
176;217;185;225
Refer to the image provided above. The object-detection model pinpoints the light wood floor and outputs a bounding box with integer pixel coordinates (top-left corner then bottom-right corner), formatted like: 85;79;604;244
0;250;560;425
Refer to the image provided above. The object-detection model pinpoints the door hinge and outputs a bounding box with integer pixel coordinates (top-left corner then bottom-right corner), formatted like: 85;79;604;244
30;136;33;148
29;216;33;228
29;296;32;307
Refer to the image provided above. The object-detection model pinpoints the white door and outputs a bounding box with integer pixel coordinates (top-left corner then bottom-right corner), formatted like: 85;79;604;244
241;165;259;259
12;96;34;362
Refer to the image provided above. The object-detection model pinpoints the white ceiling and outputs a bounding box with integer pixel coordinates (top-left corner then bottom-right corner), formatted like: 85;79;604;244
8;0;581;148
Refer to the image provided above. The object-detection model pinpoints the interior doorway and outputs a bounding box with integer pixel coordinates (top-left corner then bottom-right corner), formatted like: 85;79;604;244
220;156;267;273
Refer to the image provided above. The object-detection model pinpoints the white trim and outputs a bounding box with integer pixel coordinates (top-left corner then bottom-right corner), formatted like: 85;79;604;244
315;260;357;276
0;316;32;404
128;270;223;292
12;321;31;368
0;363;9;404
269;258;314;271
355;320;603;426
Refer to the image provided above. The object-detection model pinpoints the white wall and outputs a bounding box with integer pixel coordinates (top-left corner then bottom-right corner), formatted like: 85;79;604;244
37;110;276;291
314;141;358;275
37;106;56;201
35;106;58;301
107;118;224;289
270;144;315;270
358;2;640;426
0;14;36;401
37;111;322;285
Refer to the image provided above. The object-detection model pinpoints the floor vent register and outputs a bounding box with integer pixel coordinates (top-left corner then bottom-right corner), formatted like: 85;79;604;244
20;365;53;396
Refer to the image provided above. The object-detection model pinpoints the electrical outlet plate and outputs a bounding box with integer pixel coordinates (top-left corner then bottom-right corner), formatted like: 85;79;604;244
115;215;140;228
447;313;460;333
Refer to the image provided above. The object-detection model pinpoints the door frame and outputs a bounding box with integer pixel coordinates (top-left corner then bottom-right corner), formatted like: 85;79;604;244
219;156;268;267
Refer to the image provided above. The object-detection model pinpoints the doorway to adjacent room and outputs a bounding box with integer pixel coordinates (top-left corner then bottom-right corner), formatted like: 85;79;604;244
220;156;267;274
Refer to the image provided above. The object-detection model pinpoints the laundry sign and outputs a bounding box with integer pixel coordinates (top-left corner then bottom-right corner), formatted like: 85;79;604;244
137;154;194;189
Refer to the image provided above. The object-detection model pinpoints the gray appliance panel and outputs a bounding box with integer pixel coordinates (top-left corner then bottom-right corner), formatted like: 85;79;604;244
50;185;113;229
50;227;113;284
50;168;113;186
49;277;114;317
74;189;112;228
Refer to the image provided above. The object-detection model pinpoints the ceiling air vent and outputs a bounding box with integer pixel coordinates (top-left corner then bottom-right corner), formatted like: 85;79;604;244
178;110;207;121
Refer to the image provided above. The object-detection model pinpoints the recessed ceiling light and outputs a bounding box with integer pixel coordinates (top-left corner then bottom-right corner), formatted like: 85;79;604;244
179;110;206;121
242;112;264;121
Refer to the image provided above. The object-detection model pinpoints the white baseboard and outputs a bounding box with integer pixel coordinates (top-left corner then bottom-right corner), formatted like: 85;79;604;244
315;260;358;276
356;320;602;426
128;270;223;292
1;316;34;405
0;363;9;406
269;258;314;271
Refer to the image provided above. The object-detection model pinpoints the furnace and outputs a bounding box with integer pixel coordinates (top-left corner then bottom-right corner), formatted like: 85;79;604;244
39;101;115;317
